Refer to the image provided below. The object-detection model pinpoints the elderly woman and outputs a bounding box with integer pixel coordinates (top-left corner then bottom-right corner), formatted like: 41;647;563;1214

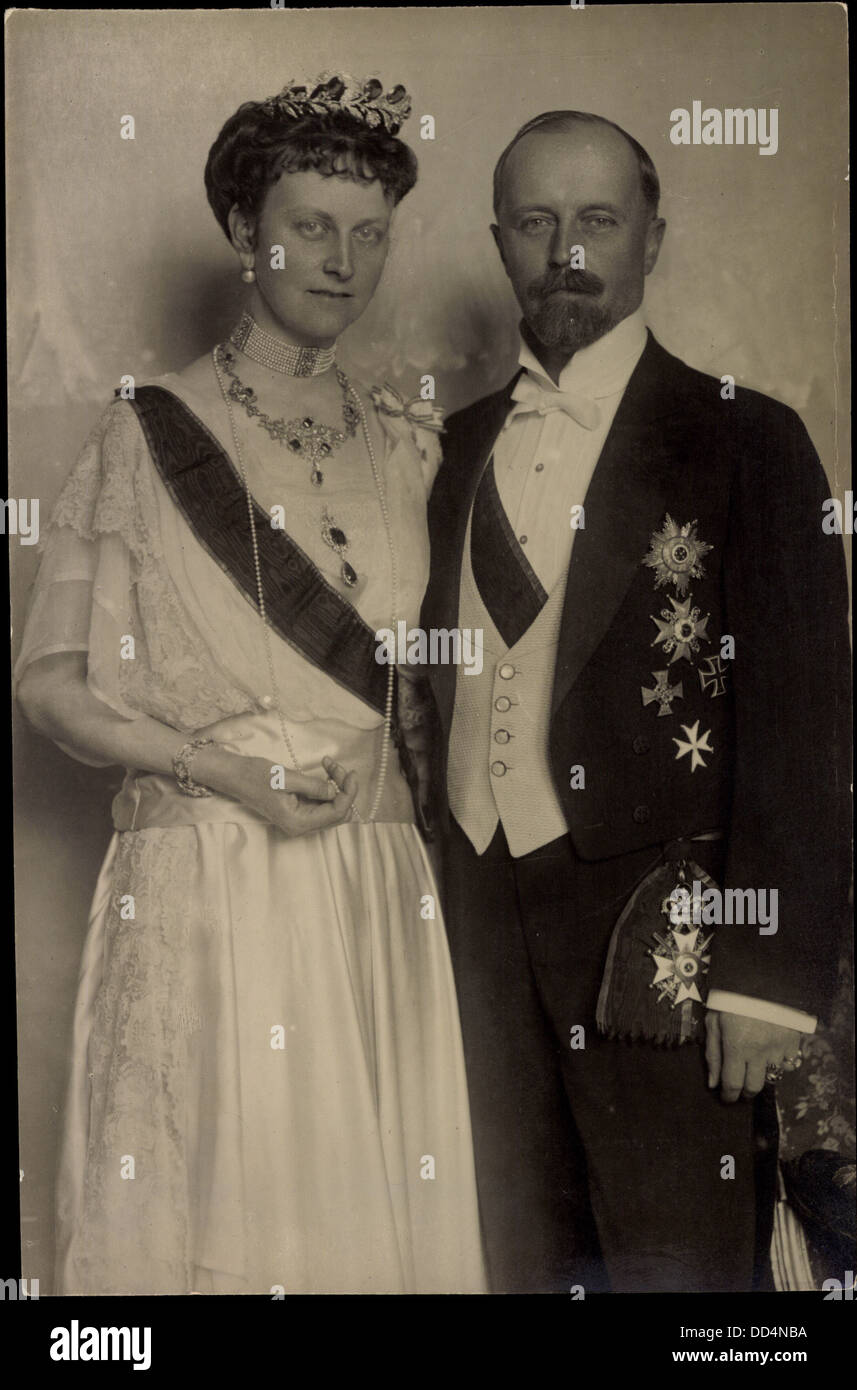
15;74;486;1295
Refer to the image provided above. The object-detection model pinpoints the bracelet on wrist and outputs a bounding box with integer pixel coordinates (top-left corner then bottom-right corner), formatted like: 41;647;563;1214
173;737;215;797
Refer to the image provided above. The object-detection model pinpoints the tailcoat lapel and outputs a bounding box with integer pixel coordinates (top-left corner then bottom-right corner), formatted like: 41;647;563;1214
425;370;522;731
551;333;689;716
470;456;549;648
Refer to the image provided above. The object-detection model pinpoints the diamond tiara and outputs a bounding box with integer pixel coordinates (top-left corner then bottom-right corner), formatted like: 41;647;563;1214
261;72;413;136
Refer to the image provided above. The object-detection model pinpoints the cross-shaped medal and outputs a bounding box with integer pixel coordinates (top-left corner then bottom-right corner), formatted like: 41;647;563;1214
698;654;728;698
641;669;684;717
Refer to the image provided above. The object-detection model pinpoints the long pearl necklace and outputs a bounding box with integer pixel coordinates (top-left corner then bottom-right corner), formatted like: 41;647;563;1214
212;346;397;825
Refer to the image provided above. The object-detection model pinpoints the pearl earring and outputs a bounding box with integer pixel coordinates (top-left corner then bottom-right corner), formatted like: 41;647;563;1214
240;265;256;284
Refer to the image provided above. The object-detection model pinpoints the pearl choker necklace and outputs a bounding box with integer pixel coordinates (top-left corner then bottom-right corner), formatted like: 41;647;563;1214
229;311;336;377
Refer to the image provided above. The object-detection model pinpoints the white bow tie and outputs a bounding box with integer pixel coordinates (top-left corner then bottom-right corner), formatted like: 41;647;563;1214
507;374;601;431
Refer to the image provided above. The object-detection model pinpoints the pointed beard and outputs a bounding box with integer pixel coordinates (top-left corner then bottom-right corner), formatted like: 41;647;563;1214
526;294;615;353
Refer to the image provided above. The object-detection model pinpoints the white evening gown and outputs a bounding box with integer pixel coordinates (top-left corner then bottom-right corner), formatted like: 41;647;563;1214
15;373;487;1294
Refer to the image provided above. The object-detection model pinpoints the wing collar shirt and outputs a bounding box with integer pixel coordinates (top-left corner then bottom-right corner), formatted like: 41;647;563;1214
491;306;815;1036
493;306;647;590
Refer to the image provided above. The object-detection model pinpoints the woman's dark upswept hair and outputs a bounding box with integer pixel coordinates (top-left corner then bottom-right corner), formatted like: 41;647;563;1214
205;100;418;240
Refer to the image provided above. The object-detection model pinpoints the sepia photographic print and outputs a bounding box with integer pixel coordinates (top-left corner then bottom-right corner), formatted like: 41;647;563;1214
5;1;853;1364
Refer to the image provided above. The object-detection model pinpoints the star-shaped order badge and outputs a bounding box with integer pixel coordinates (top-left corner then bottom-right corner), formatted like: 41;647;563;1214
673;720;714;772
650;594;710;664
643;515;712;596
649;925;713;1008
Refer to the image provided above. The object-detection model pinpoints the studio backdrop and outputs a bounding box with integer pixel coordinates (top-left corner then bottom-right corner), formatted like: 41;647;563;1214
7;4;849;1291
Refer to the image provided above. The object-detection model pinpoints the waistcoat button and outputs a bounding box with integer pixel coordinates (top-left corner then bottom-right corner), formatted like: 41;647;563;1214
499;663;516;680
495;696;511;712
491;761;507;777
632;735;651;755
632;804;651;824
494;729;510;744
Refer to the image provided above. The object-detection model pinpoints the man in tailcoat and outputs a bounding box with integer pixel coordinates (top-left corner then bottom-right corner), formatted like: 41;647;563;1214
420;111;851;1293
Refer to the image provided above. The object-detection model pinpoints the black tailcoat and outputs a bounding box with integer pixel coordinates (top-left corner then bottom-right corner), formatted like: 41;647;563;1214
422;331;851;1022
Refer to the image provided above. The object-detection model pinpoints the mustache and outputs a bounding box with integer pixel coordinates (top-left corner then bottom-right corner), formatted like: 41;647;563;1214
531;267;605;297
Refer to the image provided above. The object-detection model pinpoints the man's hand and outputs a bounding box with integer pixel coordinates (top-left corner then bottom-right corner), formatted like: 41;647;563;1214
705;1010;803;1103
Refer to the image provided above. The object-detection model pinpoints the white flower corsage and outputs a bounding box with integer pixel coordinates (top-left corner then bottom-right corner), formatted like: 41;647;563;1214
369;382;445;461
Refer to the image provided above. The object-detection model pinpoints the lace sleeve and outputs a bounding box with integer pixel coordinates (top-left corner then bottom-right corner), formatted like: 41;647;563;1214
49;397;152;559
14;401;146;748
14;397;253;763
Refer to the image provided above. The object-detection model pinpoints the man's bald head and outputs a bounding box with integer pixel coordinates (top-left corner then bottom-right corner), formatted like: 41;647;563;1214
493;111;660;220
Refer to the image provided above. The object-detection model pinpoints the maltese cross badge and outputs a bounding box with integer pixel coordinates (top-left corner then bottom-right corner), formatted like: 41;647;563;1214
673;720;714;772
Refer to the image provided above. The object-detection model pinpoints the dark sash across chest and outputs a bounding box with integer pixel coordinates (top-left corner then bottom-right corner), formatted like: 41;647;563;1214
125;385;391;715
469;455;549;648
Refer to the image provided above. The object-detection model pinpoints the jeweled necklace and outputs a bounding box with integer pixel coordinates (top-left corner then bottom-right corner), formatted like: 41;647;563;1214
216;343;359;586
212;344;397;825
230;309;335;377
216;343;358;488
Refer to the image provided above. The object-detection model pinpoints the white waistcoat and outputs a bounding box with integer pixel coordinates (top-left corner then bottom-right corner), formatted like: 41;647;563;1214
448;504;570;857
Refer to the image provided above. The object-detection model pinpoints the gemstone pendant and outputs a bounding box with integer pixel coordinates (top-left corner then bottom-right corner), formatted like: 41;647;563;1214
341;561;358;587
311;467;324;486
330;526;347;548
